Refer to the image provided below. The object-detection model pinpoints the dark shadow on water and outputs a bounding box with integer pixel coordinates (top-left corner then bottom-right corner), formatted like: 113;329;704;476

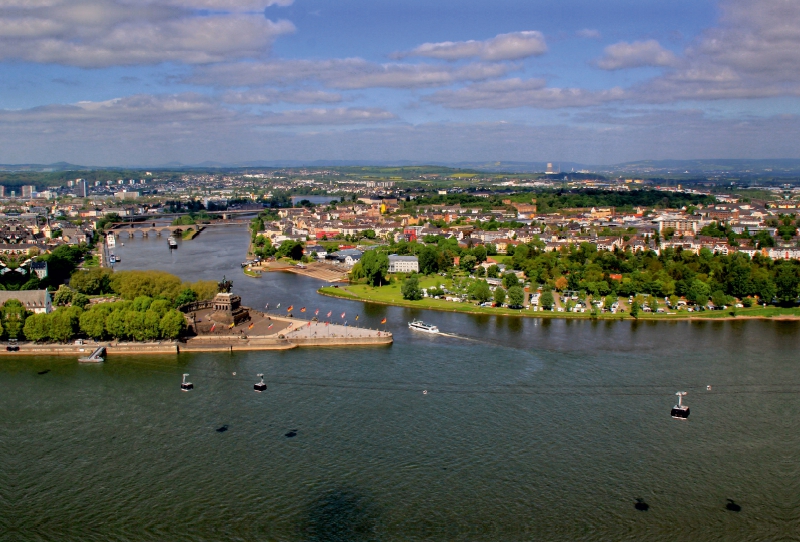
634;498;649;512
216;425;229;433
304;488;379;542
37;369;50;375
285;429;298;438
726;499;742;512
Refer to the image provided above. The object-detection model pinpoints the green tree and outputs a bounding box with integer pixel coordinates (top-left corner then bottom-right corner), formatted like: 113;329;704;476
23;313;50;342
1;299;27;339
630;300;640;318
494;286;506;306
105;310;127;339
472;245;487;263
143;309;162;340
487;264;500;278
502;272;520;290
80;308;107;339
507;285;525;308
418;246;440;275
72;292;90;308
149;299;171;317
711;290;730;308
401;276;423;300
460;254;477;272
540;290;554;310
125;310;147;341
53;285;74;306
174;288;197;307
70;268;113;295
687;279;711;306
159;309;186;339
360;251;389;286
469;280;492;303
774;264;799;304
48;307;81;342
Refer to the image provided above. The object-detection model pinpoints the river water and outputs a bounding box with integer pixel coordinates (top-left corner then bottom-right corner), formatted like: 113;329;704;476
3;227;800;541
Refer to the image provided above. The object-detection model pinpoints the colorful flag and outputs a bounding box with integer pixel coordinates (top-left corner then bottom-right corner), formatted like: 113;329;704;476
355;315;359;321
248;322;254;329
265;303;269;310
341;312;345;318
276;303;281;309
327;310;332;317
325;321;329;326
315;309;319;316
210;323;216;332
300;307;306;312
381;317;387;324
268;324;273;329
307;321;311;327
287;305;293;312
229;323;235;328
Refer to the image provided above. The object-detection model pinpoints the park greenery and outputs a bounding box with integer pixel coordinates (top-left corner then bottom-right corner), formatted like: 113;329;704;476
345;235;800;311
0;269;217;342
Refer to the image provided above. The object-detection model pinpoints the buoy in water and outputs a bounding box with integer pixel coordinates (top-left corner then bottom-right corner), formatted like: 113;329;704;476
423;390;428;395
181;373;193;391
254;373;267;392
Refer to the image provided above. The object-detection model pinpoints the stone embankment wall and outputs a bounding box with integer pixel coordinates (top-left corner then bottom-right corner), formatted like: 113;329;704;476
0;342;179;356
288;335;393;347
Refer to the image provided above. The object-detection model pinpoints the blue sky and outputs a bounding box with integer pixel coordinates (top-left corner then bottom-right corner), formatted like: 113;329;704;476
0;0;798;166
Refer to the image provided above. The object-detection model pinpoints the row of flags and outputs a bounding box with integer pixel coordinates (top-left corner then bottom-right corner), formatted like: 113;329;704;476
263;302;387;325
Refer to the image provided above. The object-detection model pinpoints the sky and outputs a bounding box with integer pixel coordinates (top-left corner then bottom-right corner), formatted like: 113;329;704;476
0;0;799;166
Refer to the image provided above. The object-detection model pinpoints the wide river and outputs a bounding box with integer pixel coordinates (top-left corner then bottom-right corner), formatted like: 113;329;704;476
4;227;800;541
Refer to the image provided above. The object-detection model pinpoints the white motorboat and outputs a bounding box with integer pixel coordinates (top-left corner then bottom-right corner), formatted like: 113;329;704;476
408;320;439;334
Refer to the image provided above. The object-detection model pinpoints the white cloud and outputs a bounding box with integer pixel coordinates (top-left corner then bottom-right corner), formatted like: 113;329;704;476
257;107;395;125
0;94;394;129
576;29;601;39
595;40;679;70
396;31;547;61
0;0;295;67
425;78;626;109
631;0;800;101
222;89;342;105
190;59;512;89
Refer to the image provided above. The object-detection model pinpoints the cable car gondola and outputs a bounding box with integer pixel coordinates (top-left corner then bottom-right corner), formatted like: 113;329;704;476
181;373;194;391
254;373;267;392
671;391;689;419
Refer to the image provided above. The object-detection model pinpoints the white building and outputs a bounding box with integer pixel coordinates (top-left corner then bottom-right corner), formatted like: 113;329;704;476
388;254;419;273
0;290;52;314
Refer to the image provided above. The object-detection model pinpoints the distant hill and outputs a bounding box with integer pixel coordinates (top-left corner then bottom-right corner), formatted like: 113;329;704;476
1;158;799;180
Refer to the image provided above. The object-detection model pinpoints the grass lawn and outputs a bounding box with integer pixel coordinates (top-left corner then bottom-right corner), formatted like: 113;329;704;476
318;282;800;321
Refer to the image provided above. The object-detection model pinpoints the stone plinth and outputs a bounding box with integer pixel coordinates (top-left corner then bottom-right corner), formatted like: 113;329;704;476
209;292;249;325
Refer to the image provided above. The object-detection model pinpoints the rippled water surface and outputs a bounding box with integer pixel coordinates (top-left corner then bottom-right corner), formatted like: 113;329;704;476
3;228;800;541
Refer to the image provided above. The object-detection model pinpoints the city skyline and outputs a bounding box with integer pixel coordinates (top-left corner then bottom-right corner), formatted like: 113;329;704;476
1;0;798;165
